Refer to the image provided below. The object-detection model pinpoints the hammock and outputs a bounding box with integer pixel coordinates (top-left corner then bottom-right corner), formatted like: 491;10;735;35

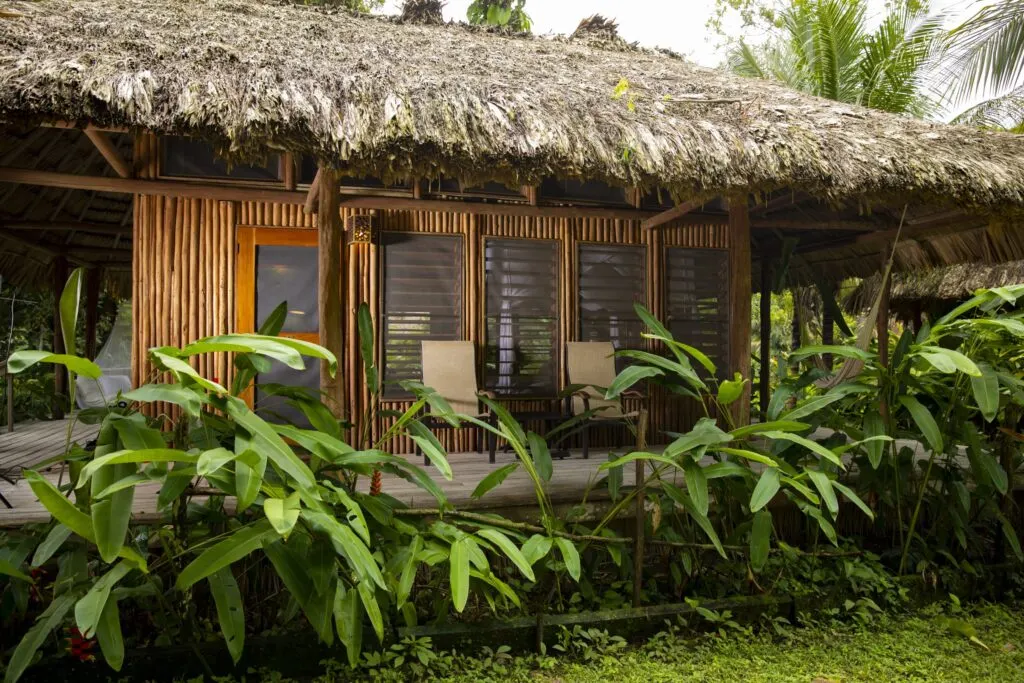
77;300;132;409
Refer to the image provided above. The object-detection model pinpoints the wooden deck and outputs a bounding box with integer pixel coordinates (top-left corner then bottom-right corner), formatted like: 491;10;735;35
0;418;645;527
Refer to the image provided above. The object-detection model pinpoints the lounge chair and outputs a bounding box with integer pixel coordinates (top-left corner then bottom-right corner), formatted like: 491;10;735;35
420;341;497;463
565;341;642;459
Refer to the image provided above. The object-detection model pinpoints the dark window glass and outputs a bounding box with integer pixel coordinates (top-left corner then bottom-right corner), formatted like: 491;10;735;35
381;233;463;397
298;156;409;189
255;359;319;427
256;246;318;332
162;136;280;181
578;244;646;372
666;248;729;376
485;239;559;396
426;176;522;198
540;178;629;206
641;189;675;211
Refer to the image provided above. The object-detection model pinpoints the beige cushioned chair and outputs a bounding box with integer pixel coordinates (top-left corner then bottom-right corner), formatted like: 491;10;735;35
420;341;497;462
566;341;641;459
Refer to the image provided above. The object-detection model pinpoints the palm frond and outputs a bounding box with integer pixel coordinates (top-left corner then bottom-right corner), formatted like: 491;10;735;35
951;82;1024;130
945;0;1024;104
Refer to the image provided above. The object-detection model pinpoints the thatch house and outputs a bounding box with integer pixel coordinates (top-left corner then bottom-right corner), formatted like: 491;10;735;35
2;0;1024;448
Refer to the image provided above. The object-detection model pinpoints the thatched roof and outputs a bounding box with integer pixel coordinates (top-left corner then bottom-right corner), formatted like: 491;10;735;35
3;0;1024;212
845;260;1024;314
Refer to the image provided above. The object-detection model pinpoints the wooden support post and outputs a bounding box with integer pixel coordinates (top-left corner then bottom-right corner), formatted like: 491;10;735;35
632;408;649;608
281;153;296;191
83;129;132;178
51;255;68;420
84;267;101;360
318;172;345;416
304;168;323;215
728;197;752;426
759;257;772;421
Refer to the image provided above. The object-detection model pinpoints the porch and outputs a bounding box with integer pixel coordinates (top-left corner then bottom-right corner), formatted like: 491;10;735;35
0;418;649;527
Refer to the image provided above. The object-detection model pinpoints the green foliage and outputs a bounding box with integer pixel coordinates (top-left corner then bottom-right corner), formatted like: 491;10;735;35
467;0;531;32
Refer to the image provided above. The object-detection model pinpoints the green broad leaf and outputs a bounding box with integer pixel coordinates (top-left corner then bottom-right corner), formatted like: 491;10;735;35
78;449;193;488
614;349;703;388
781;385;870;421
476;528;535;582
716;373;746;406
0;557;32;583
396;536;423;607
666;338;717;377
634;302;673;340
262;539;334;645
264;493;301;538
788;345;872;363
334;585;363;668
664;417;732;458
266;336;338;377
750;510;772;572
915;346;981;377
208;567;245;664
897;396;943;453
24;471;146;570
470;568;521;608
301;511;386;589
998;513;1023;562
95;598;124;671
781;475;820;505
527;431;553;482
225;396;317;491
93;473;152;500
750;468;780;512
682;458;709;516
151;349;227;394
604;365;664;400
970;362;1000;422
804;506;838;546
122;384;205;417
31;524;72;567
197;447;238;477
832;481;874;521
863;412;886;469
322;484;372;547
661;482;726;558
977;452;1009;495
4;593;76;683
713;447;779;468
449;537;472;612
75;561;132;638
729;420;809;440
703;462;754;480
176;520;276;590
259;301;289;336
357;303;379;392
60;267;83;360
471;462;519;499
600;451;682;472
521;534;553;565
407;421;452;480
5;350;101;379
807;470;839;517
762;431;843;468
554;537;581;581
357;581;384;644
272;424;355;463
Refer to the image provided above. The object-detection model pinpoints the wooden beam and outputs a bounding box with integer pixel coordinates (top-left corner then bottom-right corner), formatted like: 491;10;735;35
759;257;772;421
85;267;101;360
753;218;885;231
642;199;703;230
0;167;307;204
728;196;752;426
5;221;131;235
304;168;323;214
83;129;132;178
44;121;130;134
339;194;654;221
749;192;813;216
318;172;345;416
281;152;296;191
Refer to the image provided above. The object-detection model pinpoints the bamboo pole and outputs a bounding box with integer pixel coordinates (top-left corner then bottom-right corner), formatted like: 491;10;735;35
632;408;649;607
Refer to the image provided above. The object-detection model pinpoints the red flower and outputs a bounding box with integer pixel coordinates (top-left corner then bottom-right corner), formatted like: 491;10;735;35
65;626;96;663
370;469;382;496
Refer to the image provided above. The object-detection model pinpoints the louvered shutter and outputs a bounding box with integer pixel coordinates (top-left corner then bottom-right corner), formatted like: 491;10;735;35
666;248;730;375
578;244;646;372
381;233;463;397
485;239;559;396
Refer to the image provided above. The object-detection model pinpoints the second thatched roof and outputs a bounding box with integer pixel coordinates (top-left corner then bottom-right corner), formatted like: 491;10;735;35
2;0;1024;212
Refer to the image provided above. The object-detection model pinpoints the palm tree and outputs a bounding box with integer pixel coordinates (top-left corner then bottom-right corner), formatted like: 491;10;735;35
944;0;1024;131
727;0;945;116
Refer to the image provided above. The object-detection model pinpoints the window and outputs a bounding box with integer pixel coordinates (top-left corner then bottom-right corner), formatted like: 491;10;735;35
256;246;319;332
297;156;411;190
578;244;646;371
666;248;729;376
381;233;463;396
485;239;559;396
540;178;630;206
162;136;280;181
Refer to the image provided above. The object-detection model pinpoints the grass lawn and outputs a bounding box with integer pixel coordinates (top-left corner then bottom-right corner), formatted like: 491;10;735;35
524;604;1024;683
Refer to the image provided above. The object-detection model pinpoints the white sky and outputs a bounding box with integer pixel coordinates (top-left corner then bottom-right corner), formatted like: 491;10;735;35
381;0;980;67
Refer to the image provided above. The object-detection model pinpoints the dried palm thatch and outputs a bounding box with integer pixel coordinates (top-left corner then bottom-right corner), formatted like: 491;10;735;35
399;0;444;25
845;260;1024;314
1;0;1024;211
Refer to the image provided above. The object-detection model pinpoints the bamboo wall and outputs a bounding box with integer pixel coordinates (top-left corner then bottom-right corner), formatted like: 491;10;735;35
132;136;734;451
